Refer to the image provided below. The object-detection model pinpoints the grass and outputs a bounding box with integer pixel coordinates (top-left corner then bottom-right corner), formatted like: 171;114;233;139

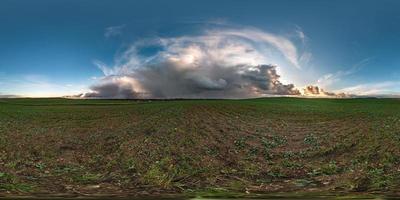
0;97;400;196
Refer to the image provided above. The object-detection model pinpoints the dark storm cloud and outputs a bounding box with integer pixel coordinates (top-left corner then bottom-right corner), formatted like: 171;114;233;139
84;28;304;99
84;63;299;99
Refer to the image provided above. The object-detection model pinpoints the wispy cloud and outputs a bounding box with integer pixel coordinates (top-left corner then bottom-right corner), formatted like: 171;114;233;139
299;52;312;65
210;28;303;68
104;24;125;38
337;81;400;96
0;93;20;98
293;25;314;67
295;25;308;45
0;74;88;97
317;57;372;88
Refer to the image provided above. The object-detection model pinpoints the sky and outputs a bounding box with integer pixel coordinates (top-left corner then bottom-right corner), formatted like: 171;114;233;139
0;0;400;98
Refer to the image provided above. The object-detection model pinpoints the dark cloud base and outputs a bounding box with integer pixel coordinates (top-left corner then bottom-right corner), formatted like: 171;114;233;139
84;64;300;99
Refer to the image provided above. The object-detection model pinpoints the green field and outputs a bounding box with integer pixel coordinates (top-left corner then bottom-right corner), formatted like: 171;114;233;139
1;98;400;197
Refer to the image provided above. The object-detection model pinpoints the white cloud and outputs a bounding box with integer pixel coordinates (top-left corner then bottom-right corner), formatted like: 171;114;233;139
0;74;89;97
104;25;125;38
295;25;307;45
86;27;305;98
102;27;305;73
336;81;400;96
299;52;312;65
0;93;19;98
210;28;302;68
317;57;372;89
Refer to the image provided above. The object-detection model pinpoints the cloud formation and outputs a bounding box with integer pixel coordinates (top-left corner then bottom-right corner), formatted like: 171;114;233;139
295;25;308;45
85;28;306;99
104;25;125;38
316;58;372;88
303;85;348;98
85;64;300;99
0;94;19;98
337;81;400;96
0;74;88;98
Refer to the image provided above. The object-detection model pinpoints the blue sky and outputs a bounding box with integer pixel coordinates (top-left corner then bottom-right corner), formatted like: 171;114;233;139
0;0;399;97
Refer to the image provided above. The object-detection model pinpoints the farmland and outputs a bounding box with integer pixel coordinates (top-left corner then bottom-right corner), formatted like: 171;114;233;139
0;98;400;197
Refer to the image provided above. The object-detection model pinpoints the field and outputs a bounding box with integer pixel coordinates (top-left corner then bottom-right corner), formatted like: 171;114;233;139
1;98;400;197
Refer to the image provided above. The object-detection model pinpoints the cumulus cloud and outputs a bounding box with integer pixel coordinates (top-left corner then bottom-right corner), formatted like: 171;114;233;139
85;64;300;99
85;28;306;99
302;85;349;98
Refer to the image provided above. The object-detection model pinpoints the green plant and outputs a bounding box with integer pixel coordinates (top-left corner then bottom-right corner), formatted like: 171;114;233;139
35;162;46;171
234;137;246;149
73;173;102;184
367;168;392;189
262;135;287;149
320;161;340;175
282;159;303;169
142;158;177;188
0;172;33;192
304;134;319;148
